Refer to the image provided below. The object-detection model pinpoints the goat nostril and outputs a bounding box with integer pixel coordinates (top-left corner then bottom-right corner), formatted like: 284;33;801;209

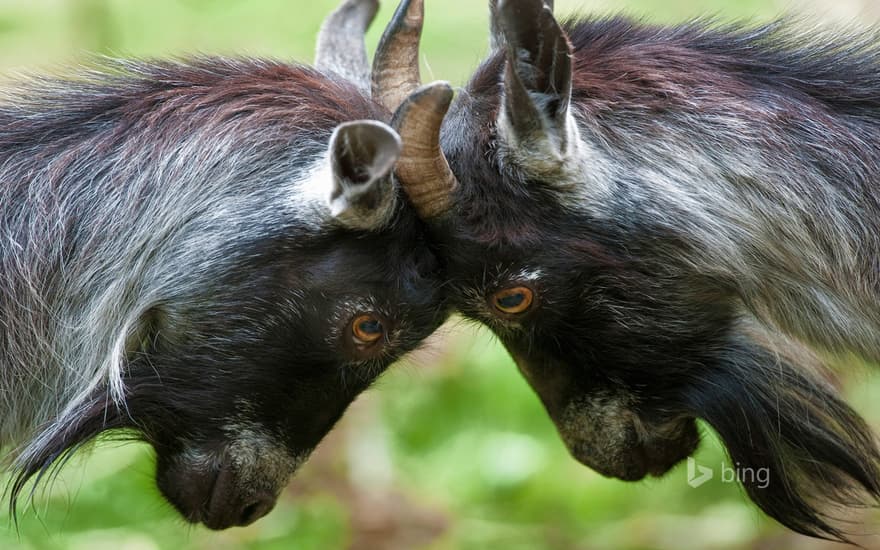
240;503;259;524
238;495;274;526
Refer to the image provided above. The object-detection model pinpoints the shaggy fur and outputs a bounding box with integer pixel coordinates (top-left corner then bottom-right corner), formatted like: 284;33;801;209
423;3;880;542
0;58;447;528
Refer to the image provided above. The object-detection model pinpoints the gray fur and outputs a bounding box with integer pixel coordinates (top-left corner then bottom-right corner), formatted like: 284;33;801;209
0;58;378;476
561;97;880;360
494;24;880;363
425;9;880;540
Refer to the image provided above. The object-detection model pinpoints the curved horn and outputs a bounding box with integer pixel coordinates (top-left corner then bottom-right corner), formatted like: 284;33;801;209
391;81;458;219
315;0;380;92
372;0;424;112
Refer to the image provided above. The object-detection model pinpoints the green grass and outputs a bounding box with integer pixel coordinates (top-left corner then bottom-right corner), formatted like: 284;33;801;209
0;0;799;83
3;327;878;549
1;1;879;549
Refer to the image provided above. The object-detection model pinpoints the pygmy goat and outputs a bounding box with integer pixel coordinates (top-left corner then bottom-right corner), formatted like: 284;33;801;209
389;0;880;541
0;0;448;530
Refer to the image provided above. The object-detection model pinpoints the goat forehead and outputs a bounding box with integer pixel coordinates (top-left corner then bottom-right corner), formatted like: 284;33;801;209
474;264;546;287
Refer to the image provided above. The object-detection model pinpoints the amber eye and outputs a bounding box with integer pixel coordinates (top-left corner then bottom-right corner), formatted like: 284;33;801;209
351;314;385;346
491;286;535;315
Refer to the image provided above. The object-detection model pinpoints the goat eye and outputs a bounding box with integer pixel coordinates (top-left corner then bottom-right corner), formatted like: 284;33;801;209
492;286;535;315
351;314;384;346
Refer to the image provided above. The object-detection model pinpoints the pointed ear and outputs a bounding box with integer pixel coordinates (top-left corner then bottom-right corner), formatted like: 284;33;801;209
489;0;502;50
490;0;554;50
327;120;402;231
496;0;574;167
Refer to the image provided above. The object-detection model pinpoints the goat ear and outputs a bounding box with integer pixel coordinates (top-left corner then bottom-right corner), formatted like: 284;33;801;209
489;0;502;50
315;0;379;92
490;0;554;50
327;120;402;231
496;0;574;165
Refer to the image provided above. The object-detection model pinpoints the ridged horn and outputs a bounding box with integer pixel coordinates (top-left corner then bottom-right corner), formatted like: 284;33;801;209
371;0;424;112
391;81;458;219
315;0;380;92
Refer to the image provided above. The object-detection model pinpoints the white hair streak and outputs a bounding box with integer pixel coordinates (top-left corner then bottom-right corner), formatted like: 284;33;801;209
0;59;341;472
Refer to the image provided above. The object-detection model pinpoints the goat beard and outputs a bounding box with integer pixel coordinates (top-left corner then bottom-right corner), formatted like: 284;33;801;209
685;331;880;543
4;390;133;522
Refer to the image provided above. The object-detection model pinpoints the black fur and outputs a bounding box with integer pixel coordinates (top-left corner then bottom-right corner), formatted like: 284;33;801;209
0;58;449;528
427;8;880;542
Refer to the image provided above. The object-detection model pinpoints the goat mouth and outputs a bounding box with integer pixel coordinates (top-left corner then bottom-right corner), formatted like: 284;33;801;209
157;463;220;526
566;438;696;482
199;465;278;530
189;468;221;525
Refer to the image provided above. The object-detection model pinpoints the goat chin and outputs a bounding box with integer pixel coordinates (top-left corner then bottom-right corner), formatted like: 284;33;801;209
554;397;700;482
686;336;880;543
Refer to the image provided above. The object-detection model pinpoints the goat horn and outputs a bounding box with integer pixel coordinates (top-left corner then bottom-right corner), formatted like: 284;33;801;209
391;81;458;219
315;0;380;92
372;0;423;112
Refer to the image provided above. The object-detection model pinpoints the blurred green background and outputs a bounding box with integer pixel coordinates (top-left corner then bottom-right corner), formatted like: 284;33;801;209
1;1;879;549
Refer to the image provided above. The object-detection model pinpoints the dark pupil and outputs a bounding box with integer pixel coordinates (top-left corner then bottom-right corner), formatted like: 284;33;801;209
358;319;383;335
497;293;525;309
